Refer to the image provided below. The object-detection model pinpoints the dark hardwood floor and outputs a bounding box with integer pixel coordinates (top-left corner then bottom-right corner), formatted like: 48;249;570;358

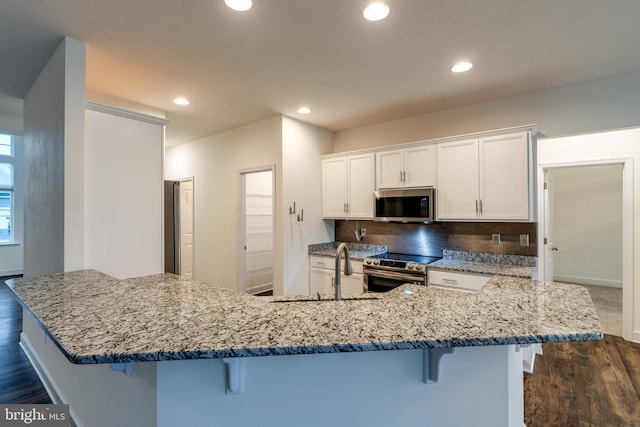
0;278;51;404
524;335;640;426
2;277;640;425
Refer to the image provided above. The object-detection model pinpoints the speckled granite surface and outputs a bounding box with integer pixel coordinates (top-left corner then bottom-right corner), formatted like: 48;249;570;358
429;249;537;278
308;242;388;260
5;269;600;365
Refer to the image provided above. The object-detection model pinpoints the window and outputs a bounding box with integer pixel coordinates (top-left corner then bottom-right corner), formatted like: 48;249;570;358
0;134;14;243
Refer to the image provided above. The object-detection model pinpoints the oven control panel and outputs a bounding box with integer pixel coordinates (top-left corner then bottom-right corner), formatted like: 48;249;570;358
364;258;427;273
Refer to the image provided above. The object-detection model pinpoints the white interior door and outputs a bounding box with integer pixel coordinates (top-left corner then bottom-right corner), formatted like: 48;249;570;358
543;173;554;281
179;180;194;279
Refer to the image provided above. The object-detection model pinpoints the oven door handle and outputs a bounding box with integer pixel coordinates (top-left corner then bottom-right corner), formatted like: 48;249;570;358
364;268;426;283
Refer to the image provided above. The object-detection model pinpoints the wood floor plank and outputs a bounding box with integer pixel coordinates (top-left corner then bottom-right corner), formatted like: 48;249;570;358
573;338;611;425
525;337;640;427
615;334;640;401
591;336;640;425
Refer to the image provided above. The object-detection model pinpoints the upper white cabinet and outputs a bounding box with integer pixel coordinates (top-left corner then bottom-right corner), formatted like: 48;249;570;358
322;153;374;219
376;144;437;189
436;138;479;220
437;132;531;221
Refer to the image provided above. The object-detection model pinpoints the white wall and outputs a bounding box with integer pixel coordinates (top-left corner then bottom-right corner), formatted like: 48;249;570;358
334;71;640;153
281;117;333;295
165;116;283;291
0;136;24;276
63;38;87;272
551;165;623;287
165;116;333;295
23;37;85;277
84;107;165;279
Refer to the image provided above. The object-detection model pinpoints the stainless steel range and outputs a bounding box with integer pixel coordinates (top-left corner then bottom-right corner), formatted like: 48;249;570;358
363;253;442;293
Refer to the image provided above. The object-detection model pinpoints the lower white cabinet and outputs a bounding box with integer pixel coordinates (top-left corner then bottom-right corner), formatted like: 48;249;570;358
309;255;364;296
428;269;491;293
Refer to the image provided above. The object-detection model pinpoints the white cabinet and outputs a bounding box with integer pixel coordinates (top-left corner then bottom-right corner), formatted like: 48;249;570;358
309;255;364;296
436;132;531;221
436;139;479;220
428;269;491;293
478;133;530;220
376;144;437;189
322;153;374;219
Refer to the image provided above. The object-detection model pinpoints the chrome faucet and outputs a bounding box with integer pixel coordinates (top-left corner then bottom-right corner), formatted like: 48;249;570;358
334;242;353;301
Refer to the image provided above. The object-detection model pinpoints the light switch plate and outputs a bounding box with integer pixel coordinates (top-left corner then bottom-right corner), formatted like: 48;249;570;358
492;234;500;245
520;234;530;246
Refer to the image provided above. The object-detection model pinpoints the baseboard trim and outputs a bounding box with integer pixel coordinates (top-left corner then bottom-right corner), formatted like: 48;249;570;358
0;268;23;277
246;283;273;295
552;274;622;288
20;333;83;427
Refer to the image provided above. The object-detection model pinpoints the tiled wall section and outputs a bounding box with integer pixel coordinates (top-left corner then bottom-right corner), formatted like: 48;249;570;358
335;220;537;257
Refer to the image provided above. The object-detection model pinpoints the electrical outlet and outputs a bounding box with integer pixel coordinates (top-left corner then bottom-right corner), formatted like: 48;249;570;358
492;233;500;245
520;234;530;246
361;228;366;237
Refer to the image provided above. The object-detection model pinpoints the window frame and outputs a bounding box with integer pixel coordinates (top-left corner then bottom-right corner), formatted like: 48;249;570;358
0;135;15;244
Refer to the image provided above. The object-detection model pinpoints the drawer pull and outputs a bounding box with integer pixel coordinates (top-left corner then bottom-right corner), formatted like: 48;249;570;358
442;278;458;284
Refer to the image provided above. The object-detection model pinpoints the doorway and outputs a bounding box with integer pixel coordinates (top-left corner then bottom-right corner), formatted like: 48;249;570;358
539;157;633;341
239;167;275;295
545;164;623;336
164;178;194;278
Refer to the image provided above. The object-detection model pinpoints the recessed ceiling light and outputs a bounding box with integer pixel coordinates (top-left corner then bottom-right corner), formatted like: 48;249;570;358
225;0;252;11
451;62;473;73
173;97;190;106
363;2;389;21
297;107;311;114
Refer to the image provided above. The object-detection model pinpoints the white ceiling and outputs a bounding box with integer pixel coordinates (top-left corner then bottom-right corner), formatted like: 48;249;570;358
1;0;640;146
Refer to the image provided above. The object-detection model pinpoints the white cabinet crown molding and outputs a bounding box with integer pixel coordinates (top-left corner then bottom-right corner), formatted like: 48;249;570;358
86;101;171;126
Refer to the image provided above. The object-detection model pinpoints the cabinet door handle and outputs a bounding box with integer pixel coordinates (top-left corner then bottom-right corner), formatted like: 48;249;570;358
479;199;483;215
475;200;479;213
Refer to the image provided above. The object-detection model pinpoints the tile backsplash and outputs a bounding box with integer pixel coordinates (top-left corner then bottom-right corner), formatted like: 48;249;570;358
335;220;537;257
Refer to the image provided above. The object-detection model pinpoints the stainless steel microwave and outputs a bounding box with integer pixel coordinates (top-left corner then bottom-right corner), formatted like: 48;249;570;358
373;187;435;223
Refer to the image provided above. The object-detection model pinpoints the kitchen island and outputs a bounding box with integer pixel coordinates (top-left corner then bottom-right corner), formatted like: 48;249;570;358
5;270;601;427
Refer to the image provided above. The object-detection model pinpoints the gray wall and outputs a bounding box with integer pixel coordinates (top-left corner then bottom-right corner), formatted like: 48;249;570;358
23;37;85;277
334;71;640;153
551;165;623;287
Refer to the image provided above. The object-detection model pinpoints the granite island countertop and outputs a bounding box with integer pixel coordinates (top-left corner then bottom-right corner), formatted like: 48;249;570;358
429;250;537;279
4;269;600;365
